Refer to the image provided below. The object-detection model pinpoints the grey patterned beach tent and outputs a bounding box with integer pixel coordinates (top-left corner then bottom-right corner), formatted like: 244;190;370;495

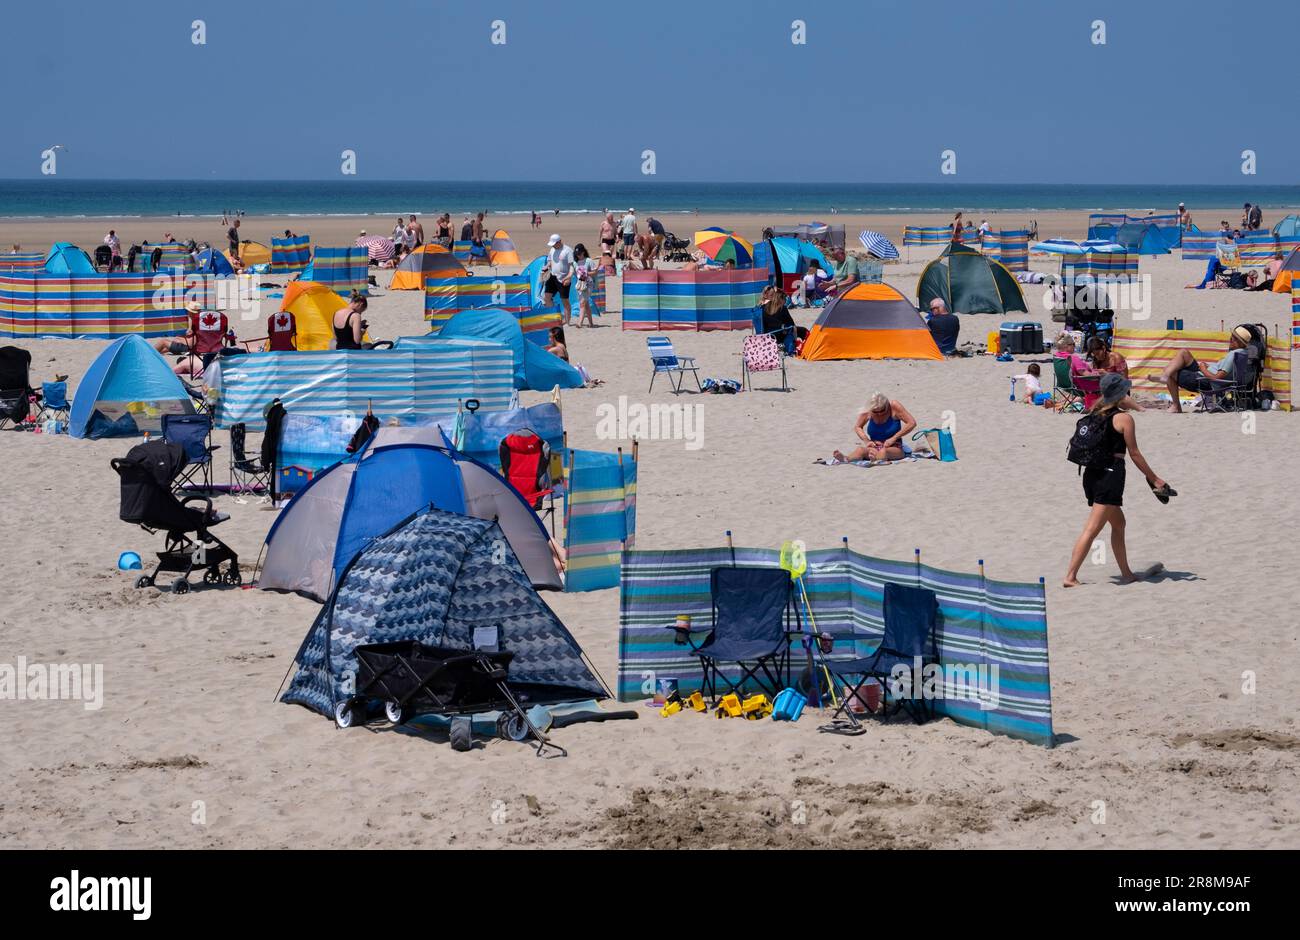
282;507;606;719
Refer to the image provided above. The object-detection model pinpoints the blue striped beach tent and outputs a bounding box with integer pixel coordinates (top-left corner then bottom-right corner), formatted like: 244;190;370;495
299;246;369;295
271;235;311;273
858;231;900;260
279;508;604;724
260;445;564;602
562;447;638;593
209;338;515;429
618;543;1054;746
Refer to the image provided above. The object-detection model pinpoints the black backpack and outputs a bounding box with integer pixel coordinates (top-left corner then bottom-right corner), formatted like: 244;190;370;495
1067;412;1115;469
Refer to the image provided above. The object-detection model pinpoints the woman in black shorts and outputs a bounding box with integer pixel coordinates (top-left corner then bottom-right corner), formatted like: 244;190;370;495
1064;372;1170;588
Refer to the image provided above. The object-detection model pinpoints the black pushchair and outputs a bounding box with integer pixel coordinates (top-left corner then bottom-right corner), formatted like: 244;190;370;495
335;641;567;757
111;440;240;594
662;232;692;262
0;346;39;430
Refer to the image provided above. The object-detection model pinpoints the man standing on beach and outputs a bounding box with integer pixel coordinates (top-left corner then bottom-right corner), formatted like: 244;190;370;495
408;214;424;249
460;215;473;241
620;208;637;260
228;218;241;259
542;234;575;325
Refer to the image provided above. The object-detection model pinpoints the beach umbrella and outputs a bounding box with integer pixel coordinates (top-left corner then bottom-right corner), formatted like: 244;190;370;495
1082;239;1124;252
693;228;754;266
356;235;395;262
858;230;899;260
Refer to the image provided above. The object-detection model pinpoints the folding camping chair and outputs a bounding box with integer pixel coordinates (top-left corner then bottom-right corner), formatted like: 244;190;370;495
161;412;219;493
36;381;71;426
819;582;939;735
1191;328;1267;413
0;346;38;430
1052;357;1085;413
647;335;702;394
229;422;271;494
500;429;557;534
742;333;789;391
672;567;797;704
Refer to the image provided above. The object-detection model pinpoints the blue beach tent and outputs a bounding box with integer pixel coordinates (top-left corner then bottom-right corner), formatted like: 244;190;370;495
69;335;195;438
1112;222;1168;256
432;308;583;390
195;248;235;276
258;440;564;600
44;242;97;275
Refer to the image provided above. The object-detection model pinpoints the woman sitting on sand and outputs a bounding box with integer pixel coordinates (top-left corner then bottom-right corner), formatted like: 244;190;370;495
831;392;917;464
545;326;569;361
1063;373;1171;588
332;293;367;350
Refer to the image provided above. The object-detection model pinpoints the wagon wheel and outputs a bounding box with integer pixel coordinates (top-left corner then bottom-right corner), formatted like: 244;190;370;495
384;701;407;725
449;717;473;751
334;700;357;729
172;578;190;595
498;712;530;742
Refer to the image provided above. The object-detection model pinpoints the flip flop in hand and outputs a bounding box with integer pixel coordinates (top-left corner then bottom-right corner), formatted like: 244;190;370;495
1148;479;1178;504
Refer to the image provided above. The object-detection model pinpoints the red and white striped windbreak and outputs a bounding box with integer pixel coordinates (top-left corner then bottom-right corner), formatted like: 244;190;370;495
356;236;396;261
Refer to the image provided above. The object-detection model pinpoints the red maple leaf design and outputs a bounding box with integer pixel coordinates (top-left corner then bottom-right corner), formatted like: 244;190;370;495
201;313;218;328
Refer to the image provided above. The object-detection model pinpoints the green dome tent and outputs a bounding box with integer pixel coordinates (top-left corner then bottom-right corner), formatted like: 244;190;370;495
916;243;1028;316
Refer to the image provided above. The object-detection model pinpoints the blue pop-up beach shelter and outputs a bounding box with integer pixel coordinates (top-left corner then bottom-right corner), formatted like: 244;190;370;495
195;247;235;276
69;335;195;438
433;308;583;390
1112;222;1168;256
44;242;97;274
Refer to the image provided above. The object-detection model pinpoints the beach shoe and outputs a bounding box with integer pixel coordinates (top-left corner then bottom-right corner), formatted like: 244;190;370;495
1148;480;1177;504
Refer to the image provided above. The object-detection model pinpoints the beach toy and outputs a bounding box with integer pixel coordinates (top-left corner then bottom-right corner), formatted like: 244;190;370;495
659;696;683;718
772;688;807;722
117;551;142;571
686;691;706;712
1009;378;1017;401
1033;392;1053;406
714;693;743;719
742;693;773;720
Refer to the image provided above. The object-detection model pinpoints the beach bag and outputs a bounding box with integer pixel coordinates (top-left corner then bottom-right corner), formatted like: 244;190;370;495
1067;413;1113;468
912;427;957;461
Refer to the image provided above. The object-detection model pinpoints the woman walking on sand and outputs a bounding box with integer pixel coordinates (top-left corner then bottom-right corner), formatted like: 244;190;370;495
1063;373;1173;588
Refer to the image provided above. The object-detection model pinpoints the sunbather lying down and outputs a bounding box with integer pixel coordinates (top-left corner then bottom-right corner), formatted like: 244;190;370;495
830;393;916;463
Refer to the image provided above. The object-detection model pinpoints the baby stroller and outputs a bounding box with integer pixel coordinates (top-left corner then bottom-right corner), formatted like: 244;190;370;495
0;346;40;430
111;440;240;594
662;232;692;262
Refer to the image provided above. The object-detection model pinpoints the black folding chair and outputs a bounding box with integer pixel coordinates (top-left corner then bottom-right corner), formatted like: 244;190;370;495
672;566;797;704
819;582;939;735
229;422;270;494
162;412;219;493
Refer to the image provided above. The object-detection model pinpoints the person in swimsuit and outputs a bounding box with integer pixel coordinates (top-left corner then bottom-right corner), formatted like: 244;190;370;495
599;213;617;257
1063;373;1169;588
332;293;367;350
832;392;917;463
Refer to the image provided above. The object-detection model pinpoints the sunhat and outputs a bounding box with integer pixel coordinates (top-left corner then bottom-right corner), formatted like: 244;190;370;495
547;234;561;246
1232;325;1253;345
1100;371;1131;404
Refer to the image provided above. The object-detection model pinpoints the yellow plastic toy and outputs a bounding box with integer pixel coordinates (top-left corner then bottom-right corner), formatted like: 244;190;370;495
659;699;682;717
714;693;743;719
686;691;706;712
742;694;773;720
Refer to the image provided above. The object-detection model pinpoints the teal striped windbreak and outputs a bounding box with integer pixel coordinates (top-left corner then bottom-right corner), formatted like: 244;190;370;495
618;544;1053;746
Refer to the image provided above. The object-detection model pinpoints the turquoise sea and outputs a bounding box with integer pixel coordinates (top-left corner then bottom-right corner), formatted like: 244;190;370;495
2;180;1297;219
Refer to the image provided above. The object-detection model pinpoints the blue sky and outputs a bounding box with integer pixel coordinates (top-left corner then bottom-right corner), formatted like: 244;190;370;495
3;0;1297;182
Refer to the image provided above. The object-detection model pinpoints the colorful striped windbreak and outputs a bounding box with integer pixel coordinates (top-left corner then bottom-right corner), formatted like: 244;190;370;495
979;230;1029;271
306;246;368;295
1180;231;1221;261
0;273;188;338
452;240;474;262
0;252;45;273
621;268;766;331
563;448;638;593
424;275;533;327
271;235;311;273
1062;251;1139;281
153;244;194;275
617;544;1054;747
1293;288;1299;349
1112;328;1292;411
209;338;515;429
902;226;951;246
1239;231;1280;266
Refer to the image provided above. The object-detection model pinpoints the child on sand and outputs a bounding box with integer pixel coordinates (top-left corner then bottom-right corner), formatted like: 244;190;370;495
1013;363;1051;405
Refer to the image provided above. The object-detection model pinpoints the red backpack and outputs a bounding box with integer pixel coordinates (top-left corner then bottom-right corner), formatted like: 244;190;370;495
499;431;552;508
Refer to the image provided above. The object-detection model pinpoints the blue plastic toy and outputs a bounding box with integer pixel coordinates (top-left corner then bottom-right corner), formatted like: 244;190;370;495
117;551;142;570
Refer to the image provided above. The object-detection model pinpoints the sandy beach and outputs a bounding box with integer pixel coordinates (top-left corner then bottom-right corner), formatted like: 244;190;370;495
2;207;1298;851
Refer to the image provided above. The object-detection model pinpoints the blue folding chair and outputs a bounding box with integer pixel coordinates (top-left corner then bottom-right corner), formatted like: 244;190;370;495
647;335;701;395
672;567;797;703
819;582;939;734
37;381;71;426
162;412;219;493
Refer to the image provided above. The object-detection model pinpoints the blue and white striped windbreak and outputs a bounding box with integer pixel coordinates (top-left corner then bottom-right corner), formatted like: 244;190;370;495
1032;238;1086;255
858;230;900;260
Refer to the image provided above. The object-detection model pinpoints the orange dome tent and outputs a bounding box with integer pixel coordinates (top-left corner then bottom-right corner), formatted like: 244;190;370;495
389;244;468;290
1272;245;1300;294
488;229;521;266
800;282;943;361
226;240;272;267
280;281;355;350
